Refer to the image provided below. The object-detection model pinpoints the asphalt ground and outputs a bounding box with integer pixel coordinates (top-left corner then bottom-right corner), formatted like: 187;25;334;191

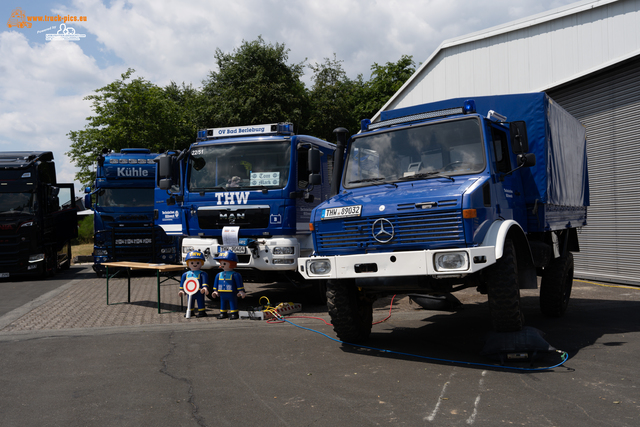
0;265;639;426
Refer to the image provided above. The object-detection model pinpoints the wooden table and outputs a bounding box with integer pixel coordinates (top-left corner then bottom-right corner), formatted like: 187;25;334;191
102;262;186;314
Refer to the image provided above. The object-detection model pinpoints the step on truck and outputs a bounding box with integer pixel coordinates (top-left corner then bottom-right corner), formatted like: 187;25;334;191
298;93;589;342
84;148;180;276
0;151;77;278
155;123;335;302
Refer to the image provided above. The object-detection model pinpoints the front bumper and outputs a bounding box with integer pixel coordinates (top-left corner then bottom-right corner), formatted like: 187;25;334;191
181;237;301;271
298;246;497;280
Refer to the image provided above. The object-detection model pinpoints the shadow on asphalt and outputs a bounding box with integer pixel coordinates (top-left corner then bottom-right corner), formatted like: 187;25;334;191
0;264;96;283
334;292;640;371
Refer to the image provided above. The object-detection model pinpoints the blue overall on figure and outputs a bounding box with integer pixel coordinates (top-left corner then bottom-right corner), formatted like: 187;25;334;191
211;251;246;319
179;251;210;318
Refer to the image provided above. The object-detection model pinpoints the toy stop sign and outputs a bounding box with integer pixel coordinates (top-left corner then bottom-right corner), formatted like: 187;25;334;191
183;277;200;295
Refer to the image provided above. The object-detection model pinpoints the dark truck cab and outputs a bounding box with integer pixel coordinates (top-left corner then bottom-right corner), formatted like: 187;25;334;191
0;151;77;278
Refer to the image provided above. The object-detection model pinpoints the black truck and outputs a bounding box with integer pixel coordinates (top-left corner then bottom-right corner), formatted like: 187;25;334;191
0;152;78;278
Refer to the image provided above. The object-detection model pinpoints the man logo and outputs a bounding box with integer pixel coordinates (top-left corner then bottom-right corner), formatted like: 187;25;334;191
372;218;394;243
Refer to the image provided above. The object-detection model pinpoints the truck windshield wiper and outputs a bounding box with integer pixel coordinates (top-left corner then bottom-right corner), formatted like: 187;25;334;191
348;178;398;188
397;171;455;182
197;186;227;191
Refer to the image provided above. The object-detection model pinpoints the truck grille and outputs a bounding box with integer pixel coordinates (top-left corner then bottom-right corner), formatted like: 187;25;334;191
197;207;270;229
316;209;464;255
95;226;160;262
0;225;32;273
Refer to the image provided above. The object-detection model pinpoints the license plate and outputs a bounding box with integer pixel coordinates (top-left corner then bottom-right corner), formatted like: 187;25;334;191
218;245;247;254
322;205;362;220
0;273;9;278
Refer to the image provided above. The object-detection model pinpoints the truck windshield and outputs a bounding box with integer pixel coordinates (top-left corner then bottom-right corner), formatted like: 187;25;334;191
189;141;291;191
0;192;35;215
344;118;485;188
96;188;153;208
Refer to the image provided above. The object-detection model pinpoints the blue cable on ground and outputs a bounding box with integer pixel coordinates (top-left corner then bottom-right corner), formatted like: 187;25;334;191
275;316;569;372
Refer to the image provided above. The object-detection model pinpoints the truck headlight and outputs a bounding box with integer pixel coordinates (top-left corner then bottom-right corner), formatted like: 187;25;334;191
434;252;469;271
273;247;295;255
308;259;331;275
29;253;45;262
182;246;194;254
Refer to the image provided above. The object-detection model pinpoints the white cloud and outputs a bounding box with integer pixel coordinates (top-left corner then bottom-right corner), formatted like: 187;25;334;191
0;29;115;192
0;0;579;193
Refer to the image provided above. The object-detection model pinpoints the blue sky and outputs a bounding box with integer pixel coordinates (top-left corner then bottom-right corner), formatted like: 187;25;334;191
1;0;577;192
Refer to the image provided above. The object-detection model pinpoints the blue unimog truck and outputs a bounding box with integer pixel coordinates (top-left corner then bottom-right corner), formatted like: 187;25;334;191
298;93;589;342
85;148;179;276
154;123;335;301
0;151;77;278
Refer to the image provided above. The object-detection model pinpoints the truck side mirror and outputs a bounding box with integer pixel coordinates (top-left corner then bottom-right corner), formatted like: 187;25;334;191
517;153;536;168
308;148;320;174
510;121;529;154
159;178;172;190
84;194;92;209
157;155;173;179
308;173;321;186
307;147;321;187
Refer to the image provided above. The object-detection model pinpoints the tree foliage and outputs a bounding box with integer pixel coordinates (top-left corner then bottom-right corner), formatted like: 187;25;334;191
66;69;198;185
354;54;416;122
201;36;308;130
67;41;416;184
307;54;363;140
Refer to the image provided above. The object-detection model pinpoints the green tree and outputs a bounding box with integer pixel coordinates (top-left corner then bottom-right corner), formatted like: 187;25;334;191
307;54;363;140
201;36;308;131
67;69;198;185
354;55;416;123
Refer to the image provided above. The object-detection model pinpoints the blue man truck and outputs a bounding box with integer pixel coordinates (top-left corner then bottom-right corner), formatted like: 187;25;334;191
298;93;589;342
0;151;77;278
85;148;179;276
155;123;335;301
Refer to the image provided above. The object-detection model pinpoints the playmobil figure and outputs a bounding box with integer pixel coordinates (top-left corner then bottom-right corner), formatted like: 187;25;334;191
179;251;210;318
211;251;246;319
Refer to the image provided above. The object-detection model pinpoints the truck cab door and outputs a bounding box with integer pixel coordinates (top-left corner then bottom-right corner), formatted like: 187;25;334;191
50;183;78;245
490;125;527;224
154;152;186;236
294;145;326;230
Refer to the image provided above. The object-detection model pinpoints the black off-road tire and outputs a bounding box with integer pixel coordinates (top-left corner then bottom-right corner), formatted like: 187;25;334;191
326;279;373;343
486;239;524;332
540;253;574;317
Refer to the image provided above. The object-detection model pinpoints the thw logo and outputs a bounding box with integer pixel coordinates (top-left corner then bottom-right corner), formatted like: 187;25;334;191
214;192;250;205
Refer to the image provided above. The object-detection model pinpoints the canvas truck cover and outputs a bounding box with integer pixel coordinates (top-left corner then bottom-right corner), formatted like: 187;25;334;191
380;93;589;208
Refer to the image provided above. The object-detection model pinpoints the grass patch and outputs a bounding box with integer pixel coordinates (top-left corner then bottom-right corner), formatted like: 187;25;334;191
72;243;94;258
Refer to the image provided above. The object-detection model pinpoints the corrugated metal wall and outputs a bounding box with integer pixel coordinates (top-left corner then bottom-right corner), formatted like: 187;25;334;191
384;0;640;114
547;55;640;285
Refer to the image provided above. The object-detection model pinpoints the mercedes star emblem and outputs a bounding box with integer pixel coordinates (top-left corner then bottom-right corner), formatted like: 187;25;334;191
372;218;394;243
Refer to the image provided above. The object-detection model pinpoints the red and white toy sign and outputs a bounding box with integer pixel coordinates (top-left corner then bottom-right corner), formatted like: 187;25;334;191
183;277;200;295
